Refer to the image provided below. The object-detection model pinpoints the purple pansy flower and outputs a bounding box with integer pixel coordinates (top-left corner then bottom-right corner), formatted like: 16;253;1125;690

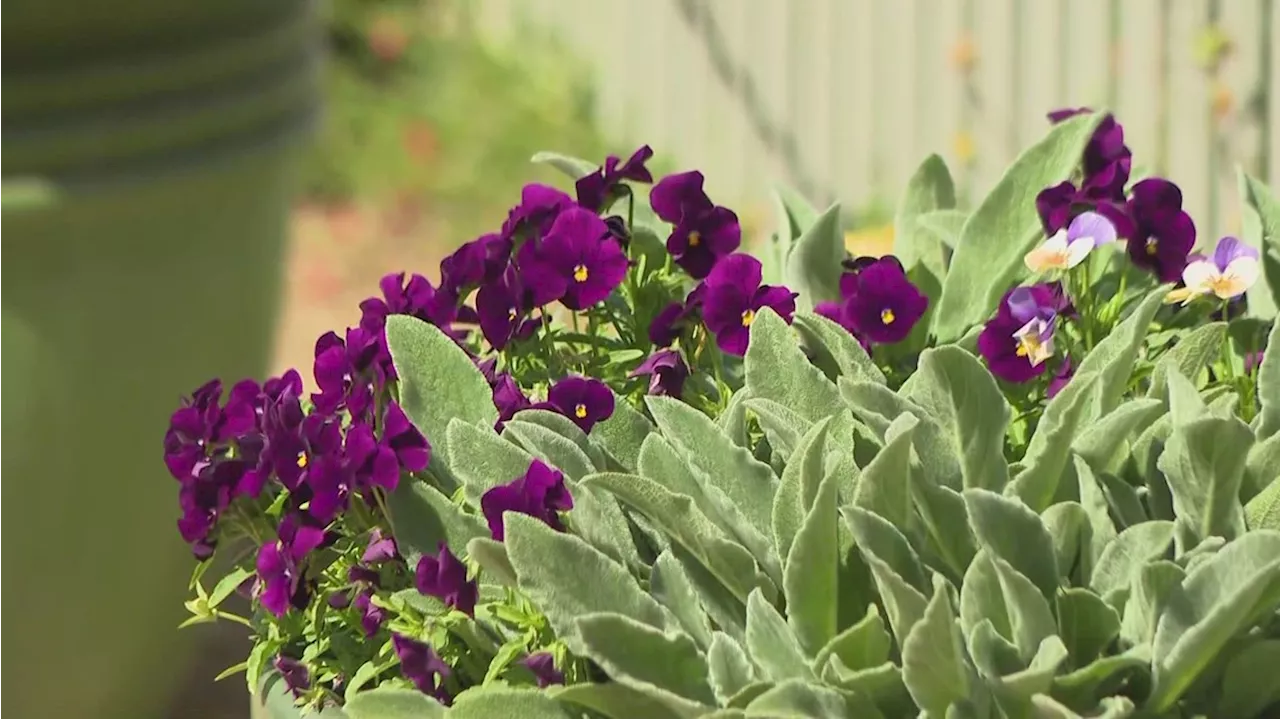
501;183;575;241
1025;211;1118;273
491;373;531;431
977;285;1065;383
311;327;385;420
650;171;742;279
474;268;541;351
163;379;257;480
359;272;458;337
521;653;565;688
1124;178;1197;283
519;207;629;310
576;145;655;212
838;256;929;344
415;543;479;617
256;513;327;617
439;233;512;297
362;528;399;564
630;349;690;397
176;461;235;558
1169;236;1261;303
354;588;386;637
538;376;615;433
701;254;798;356
382;401;431;473
1047;108;1132;199
392;633;452;704
480;459;574;541
273;656;311;698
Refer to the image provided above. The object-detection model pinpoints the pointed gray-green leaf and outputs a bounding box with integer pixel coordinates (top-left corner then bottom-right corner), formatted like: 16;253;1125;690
1073;456;1117;573
446;419;535;502
839;378;963;488
784;470;841;656
967;618;1026;680
1042;502;1092;587
1157;415;1253;543
931;112;1105;342
1258;319;1280;438
1096;471;1149;529
744;397;811;460
912;480;977;579
812;603;892;674
449;687;574;719
647;396;778;541
343;687;445;719
743;679;849;718
512;408;607;468
843;506;929;592
589;393;653;473
466;537;517;588
1011;373;1100;511
1246;475;1280;531
903;346;1010;491
853;413;917;528
504;514;668;652
902;574;971;716
1149;531;1280;712
1071;288;1167;419
385;315;497;468
503;420;596;480
773;416;833;563
1090;521;1176;600
964;489;1059;603
725;682;773;710
670;543;749;642
894;154;956;277
1058;587;1120;664
574;611;716;706
651;550;714;650
583;472;767;604
784;203;845;311
719;390;751;447
387;480;486;564
1237;170;1280;319
530;150;596;179
960;550;1012;648
917;208;968;251
744;308;845;423
993;635;1071;706
1147;322;1228;402
792;311;886;385
637;434;708;505
1072;399;1166;475
988;555;1057;662
1052;646;1151;707
1118;560;1186;648
708;632;757;704
550;683;696;719
1244;433;1280;502
1216;639;1280;719
1030;693;1135;719
745;588;814;682
773;184;822;242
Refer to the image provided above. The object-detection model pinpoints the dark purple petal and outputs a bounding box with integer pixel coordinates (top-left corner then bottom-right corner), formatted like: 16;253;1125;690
521;653;565;688
840;258;928;344
630;349;690;397
547;376;615;433
392;633;452;703
650;171;712;223
355;589;386;637
1047;357;1074;398
977;315;1049;384
384;402;431;473
362;528;399;564
414;543;478;617
480;459;573;541
274;656;311;698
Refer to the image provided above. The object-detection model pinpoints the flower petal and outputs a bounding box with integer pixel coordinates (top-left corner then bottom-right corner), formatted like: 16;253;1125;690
1067;210;1117;245
1212;236;1259;272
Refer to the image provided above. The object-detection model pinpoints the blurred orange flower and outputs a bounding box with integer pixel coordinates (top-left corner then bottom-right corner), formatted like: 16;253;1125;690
368;16;410;63
950;36;977;73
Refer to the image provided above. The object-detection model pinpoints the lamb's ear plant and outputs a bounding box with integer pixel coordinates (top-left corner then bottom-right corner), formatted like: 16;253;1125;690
165;111;1280;718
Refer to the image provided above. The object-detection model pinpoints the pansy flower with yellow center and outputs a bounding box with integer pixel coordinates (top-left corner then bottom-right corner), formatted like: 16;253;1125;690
1024;211;1117;274
978;284;1072;383
1165;236;1260;305
700;253;799;356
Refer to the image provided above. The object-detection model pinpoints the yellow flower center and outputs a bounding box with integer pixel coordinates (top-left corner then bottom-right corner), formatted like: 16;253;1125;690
508;308;518;320
573;264;589;282
688;231;702;247
880;308;896;325
1145;238;1159;256
1015;345;1029;357
574;404;588;418
296;452;308;469
741;308;756;327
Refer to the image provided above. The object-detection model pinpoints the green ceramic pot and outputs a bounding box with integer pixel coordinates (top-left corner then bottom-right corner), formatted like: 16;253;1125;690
1;2;320;717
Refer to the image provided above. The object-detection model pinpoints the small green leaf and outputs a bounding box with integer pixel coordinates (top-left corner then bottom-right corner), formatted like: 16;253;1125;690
916;209;968;250
510;408;606;468
745;397;812;459
208;567;253;608
467;537;517;588
651;550;714;650
784;470;842;655
964;489;1059;604
903;346;1011;491
1157;415;1254;543
503;420;596;480
1237;170;1280;319
773;416;834;563
1147;322;1229;402
387;479;487;564
989;555;1057;662
839;379;962;488
745;588;814;682
708;632;758;704
1073;456;1118;574
784;203;846;310
530;150;596;179
1090;521;1176;600
1071;289;1167;419
1010;373;1100;511
792;311;887;385
743;679;852;717
902;574;971;715
1257;320;1280;438
1246;475;1280;531
1057;587;1120;664
1119;560;1185;647
1244;433;1280;502
344;687;446;719
445;419;536;503
853;413;917;528
1216;639;1280;719
912;480;978;579
813;604;893;674
843;506;928;592
745;308;845;423
590;392;653;472
894;154;956;277
773;185;822;242
551;681;698;719
503;513;668;652
1072;400;1166;475
932;112;1105;341
449;687;574;719
386;316;497;468
574;612;716;706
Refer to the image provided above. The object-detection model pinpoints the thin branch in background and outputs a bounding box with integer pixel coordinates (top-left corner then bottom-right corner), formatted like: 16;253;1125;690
1156;0;1172;177
1254;0;1273;181
670;0;831;205
1107;0;1122;111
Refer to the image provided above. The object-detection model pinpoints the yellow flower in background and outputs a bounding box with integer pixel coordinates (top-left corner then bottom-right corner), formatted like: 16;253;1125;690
953;132;976;165
845;224;895;258
1194;25;1233;72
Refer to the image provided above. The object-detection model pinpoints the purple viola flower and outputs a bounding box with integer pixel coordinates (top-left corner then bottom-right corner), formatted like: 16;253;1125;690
519;207;629;310
977;285;1064;384
539;376;615;433
176;461;235;558
1024;211;1118;273
382;401;431;473
354;588;386;637
649;301;689;347
838;256;929;344
439;233;512;297
701;253;799;356
521;653;565;688
163;379;257;480
814;299;873;353
630;349;690;397
501;183;575;241
311;327;385;420
491;373;531;431
576;145;655;212
480;459;575;541
359;272;458;337
1047;357;1074;399
1048;108;1132;200
415;543;479;617
255;513;327;617
1124;178;1197;283
475;270;533;351
392;633;452;704
273;656;311;698
362;528;399;564
1169;236;1262;303
650;171;742;278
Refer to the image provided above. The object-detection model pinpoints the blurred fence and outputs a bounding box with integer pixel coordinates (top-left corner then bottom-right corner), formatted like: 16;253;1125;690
466;0;1278;240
